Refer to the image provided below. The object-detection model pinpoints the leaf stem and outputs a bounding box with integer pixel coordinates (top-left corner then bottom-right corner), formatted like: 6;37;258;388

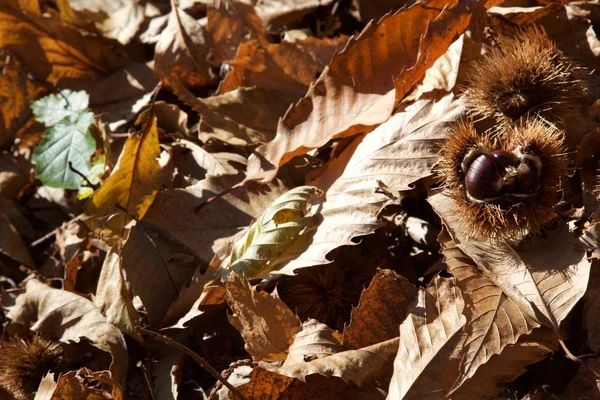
137;327;247;400
68;161;99;190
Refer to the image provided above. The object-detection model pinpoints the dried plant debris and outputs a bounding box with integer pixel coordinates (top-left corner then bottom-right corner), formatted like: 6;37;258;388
1;1;600;399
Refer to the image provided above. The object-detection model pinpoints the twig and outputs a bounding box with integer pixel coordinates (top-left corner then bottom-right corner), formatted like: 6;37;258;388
68;162;99;190
137;327;247;400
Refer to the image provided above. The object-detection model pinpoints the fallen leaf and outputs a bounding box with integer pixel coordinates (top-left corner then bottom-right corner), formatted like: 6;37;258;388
84;108;162;238
0;153;32;199
226;272;301;362
253;0;333;32
276;94;464;271
37;367;123;400
154;5;215;89
246;0;481;182
119;221;200;328
0;214;34;268
430;192;591;359
145;174;290;266
218;185;323;280
388;276;466;399
343;269;417;350
57;0;146;45
94;247;142;342
283;319;345;366
439;229;540;393
7;279;128;384
219;36;348;98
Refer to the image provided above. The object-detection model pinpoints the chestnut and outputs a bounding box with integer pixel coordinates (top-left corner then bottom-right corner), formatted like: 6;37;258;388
515;157;541;195
465;154;503;201
497;89;541;121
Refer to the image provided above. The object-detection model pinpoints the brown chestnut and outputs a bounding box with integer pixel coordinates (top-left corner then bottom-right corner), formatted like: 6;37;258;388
497;89;541;121
465;154;504;201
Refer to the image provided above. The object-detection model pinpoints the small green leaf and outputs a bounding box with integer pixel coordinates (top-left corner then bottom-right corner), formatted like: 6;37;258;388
33;111;96;190
31;89;89;127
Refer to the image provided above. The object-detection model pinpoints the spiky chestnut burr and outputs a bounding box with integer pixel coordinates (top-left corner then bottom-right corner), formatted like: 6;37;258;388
437;118;568;240
464;27;588;137
0;335;74;400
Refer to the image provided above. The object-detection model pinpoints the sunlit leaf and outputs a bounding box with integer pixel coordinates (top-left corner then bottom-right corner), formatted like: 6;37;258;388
31;89;89;127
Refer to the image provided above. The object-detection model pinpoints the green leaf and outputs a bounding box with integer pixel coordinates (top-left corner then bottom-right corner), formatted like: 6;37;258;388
33;111;95;190
31;89;89;127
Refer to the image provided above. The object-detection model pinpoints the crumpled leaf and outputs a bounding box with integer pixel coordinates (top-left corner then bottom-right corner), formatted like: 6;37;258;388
388;276;466;399
277;94;464;272
7;279;128;384
283;319;345;366
218;185;324;280
226;272;301;362
343;269;417;350
246;0;480;182
253;0;333;31
32;110;95;190
34;367;124;400
84;108;162;238
31;89;89;127
429;192;591;361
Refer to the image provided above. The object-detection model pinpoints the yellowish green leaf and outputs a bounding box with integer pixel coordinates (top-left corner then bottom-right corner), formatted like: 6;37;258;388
84;108;162;238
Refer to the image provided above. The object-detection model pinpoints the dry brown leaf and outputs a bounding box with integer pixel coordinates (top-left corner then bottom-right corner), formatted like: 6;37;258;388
0;56;46;148
165;284;227;330
430;192;591;358
253;0;333;31
283;319;344;366
57;0;146;45
170;139;246;181
266;330;398;386
120;221;200;328
275;94;464;272
219;36;348;98
145;174;290;266
388;276;466;399
0;3;131;83
34;372;56;400
226;272;301;362
0;153;32;199
561;357;600;400
246;0;481;182
207;0;268;63
7;280;128;384
154;5;215;89
84;109;162;239
197;87;300;146
451;328;558;400
94;247;142;342
36;367;123;400
0;214;34;268
439;229;541;393
342;269;417;350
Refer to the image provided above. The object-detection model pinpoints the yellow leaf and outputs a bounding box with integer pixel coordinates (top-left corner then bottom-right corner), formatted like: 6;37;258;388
84;108;162;238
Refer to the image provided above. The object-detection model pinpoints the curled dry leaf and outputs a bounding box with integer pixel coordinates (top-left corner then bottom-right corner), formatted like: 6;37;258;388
0;214;34;268
388;276;466;399
343;269;417;350
7;280;128;384
226;272;301;362
283;319;344;366
34;367;123;400
217;185;324;280
246;0;480;182
84;108;162;240
277;94;464;272
429;192;591;359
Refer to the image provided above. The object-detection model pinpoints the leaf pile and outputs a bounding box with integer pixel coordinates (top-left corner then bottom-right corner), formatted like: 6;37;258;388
1;0;600;399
